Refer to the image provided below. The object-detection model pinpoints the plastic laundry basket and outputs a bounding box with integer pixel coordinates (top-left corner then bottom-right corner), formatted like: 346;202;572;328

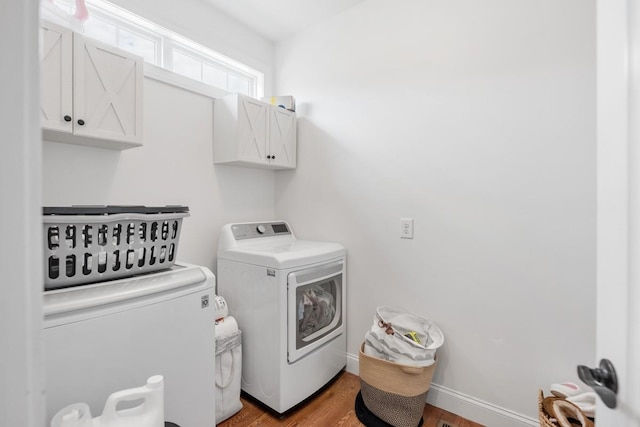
43;205;189;290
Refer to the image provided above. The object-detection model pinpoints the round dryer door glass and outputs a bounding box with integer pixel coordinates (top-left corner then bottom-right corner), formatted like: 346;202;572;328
287;260;345;363
296;276;342;348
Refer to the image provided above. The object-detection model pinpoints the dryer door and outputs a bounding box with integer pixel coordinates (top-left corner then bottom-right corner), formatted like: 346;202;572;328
287;259;345;363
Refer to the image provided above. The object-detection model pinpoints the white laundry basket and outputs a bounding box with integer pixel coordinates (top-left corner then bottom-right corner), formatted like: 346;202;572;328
215;323;242;423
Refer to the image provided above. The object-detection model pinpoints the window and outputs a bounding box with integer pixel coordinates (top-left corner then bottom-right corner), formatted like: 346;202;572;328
83;12;160;64
44;0;264;98
173;49;202;82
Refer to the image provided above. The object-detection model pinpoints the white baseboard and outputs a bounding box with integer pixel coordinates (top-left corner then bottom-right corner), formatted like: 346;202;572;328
346;350;359;375
345;351;537;427
427;384;538;427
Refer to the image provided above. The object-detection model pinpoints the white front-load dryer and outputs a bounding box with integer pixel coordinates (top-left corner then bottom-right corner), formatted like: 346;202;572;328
216;221;346;414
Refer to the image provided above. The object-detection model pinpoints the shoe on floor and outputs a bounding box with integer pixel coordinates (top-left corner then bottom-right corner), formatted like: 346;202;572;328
567;392;596;418
550;382;583;399
542;396;594;427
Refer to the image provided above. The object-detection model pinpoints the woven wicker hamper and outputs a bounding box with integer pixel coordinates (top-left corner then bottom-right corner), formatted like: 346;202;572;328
359;343;436;427
538;389;559;427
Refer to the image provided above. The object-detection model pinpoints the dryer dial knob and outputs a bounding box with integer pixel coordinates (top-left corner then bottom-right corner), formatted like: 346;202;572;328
256;225;267;234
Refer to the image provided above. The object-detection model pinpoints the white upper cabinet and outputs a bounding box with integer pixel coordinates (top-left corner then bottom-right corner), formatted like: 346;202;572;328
214;93;296;170
40;21;143;150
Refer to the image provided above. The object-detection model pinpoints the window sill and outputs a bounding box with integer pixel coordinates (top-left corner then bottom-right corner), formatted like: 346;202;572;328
143;63;231;100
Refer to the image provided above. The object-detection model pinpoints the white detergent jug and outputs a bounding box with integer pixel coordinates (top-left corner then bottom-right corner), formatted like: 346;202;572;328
92;375;165;427
50;403;94;427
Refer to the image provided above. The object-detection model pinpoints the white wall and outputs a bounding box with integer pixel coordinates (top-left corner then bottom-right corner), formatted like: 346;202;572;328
274;0;595;423
43;77;275;273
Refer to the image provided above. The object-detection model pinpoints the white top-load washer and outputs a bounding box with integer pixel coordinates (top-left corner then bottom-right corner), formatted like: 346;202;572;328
217;221;346;414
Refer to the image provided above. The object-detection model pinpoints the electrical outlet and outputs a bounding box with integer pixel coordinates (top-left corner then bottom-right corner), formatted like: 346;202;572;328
400;218;414;239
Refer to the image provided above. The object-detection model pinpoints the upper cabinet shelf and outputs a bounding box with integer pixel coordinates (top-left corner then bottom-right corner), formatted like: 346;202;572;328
213;93;296;170
40;20;144;150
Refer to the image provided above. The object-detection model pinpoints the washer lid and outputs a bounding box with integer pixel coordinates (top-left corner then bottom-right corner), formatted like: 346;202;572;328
217;239;345;269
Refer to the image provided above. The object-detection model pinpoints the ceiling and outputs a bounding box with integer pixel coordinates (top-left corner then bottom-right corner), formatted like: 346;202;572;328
203;0;366;42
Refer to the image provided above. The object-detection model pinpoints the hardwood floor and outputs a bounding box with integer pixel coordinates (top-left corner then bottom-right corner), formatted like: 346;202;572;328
216;371;484;427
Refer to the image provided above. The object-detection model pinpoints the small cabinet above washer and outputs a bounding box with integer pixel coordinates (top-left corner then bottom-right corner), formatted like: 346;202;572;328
213;93;296;170
40;20;143;150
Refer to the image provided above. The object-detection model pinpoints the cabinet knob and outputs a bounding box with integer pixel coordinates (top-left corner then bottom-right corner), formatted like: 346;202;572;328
266;155;272;159
63;115;72;122
271;155;275;160
77;119;85;126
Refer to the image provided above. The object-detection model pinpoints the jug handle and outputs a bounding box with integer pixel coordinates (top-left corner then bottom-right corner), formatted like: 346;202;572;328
100;388;150;423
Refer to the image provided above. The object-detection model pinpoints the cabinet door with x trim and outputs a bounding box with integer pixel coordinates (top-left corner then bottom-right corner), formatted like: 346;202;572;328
268;106;296;169
73;34;143;145
236;96;268;163
40;21;73;133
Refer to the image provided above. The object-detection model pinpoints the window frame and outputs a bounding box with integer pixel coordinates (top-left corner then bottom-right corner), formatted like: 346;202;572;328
49;0;264;99
84;7;163;65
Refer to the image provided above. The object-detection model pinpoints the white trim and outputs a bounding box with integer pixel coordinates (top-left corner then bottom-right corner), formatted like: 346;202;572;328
0;0;44;425
345;351;536;427
596;0;639;424
426;384;537;427
346;349;359;374
143;63;229;99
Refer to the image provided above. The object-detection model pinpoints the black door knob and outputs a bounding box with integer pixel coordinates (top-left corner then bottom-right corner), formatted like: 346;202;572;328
266;155;272;159
63;115;72;122
77;119;85;126
271;155;275;160
577;358;618;408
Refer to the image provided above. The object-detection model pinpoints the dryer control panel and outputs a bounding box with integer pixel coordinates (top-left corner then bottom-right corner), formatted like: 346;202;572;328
231;222;291;240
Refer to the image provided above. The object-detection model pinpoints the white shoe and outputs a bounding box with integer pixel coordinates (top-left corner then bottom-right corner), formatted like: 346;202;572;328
550;382;583;398
567;392;596;418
